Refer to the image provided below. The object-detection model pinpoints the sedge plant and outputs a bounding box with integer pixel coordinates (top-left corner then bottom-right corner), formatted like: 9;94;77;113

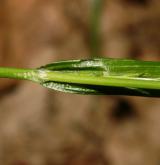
0;58;159;97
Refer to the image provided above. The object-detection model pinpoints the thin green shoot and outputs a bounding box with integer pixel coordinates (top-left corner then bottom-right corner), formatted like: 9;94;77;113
0;58;159;97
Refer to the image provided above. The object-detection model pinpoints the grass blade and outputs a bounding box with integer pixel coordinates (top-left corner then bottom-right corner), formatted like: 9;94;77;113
0;58;159;97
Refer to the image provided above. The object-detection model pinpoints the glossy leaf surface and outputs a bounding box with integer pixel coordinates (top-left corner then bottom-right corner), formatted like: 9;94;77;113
38;58;160;97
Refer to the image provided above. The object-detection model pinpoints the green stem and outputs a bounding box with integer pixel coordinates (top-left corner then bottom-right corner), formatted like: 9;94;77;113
0;58;159;97
38;71;160;90
0;67;36;81
90;0;103;57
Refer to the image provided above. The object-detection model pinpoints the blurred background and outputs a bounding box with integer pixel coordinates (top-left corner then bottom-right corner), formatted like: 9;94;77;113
0;0;160;164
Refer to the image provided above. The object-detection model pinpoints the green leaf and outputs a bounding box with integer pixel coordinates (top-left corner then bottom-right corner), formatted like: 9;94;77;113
37;58;160;97
0;58;159;97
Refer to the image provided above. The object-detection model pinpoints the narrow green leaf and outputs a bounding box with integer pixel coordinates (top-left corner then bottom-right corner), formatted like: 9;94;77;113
37;58;160;97
0;58;159;97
